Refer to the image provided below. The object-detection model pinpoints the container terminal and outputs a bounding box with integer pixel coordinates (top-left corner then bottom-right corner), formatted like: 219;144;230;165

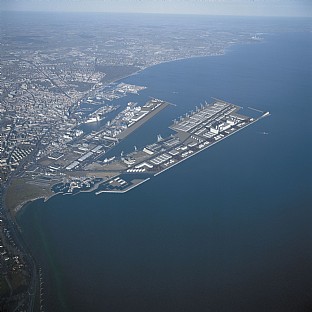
94;99;270;194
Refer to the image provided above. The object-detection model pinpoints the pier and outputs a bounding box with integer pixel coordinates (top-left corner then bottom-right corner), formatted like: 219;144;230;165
95;99;270;194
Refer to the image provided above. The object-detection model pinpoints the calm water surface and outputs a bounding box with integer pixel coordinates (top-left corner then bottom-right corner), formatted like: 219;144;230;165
18;28;312;311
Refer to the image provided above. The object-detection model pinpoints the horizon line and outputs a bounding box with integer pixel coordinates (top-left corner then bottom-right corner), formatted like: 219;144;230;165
1;10;311;18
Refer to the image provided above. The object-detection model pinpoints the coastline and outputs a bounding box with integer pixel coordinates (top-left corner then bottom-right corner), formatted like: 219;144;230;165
4;38;259;217
9;28;312;312
0;40;263;311
100;38;246;89
4;178;55;217
13;194;54;216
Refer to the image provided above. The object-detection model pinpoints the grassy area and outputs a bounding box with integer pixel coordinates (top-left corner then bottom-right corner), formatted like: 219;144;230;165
5;178;54;214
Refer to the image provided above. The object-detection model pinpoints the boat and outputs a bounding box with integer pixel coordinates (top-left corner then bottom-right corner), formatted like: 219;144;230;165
84;114;105;124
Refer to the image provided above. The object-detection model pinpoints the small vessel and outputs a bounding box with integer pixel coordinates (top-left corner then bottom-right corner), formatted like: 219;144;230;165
84;114;105;124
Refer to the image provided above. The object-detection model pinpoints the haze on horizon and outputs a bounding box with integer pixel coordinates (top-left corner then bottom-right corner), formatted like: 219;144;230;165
0;0;311;17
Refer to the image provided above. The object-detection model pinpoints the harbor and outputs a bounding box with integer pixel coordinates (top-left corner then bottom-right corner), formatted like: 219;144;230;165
37;98;269;196
93;99;269;194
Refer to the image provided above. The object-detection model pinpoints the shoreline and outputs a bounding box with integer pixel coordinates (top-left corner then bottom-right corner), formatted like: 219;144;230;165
6;40;257;217
100;46;237;88
13;194;54;217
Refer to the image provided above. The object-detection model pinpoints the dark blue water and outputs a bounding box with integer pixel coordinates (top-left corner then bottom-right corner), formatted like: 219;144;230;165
18;29;312;311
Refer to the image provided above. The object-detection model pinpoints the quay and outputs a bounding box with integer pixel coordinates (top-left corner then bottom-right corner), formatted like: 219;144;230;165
95;99;269;194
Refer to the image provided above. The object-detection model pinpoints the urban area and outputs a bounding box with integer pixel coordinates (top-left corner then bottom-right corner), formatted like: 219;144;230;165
0;13;266;311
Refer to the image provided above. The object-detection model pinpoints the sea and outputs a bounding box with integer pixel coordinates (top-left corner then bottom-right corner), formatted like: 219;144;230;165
17;17;312;312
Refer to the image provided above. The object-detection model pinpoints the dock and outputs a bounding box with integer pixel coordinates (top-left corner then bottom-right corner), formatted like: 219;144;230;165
92;99;269;194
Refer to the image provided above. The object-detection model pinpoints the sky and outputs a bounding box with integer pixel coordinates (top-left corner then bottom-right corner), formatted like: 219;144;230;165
0;0;311;17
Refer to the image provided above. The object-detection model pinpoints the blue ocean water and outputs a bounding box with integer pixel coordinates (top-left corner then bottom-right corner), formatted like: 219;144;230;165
17;25;312;311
